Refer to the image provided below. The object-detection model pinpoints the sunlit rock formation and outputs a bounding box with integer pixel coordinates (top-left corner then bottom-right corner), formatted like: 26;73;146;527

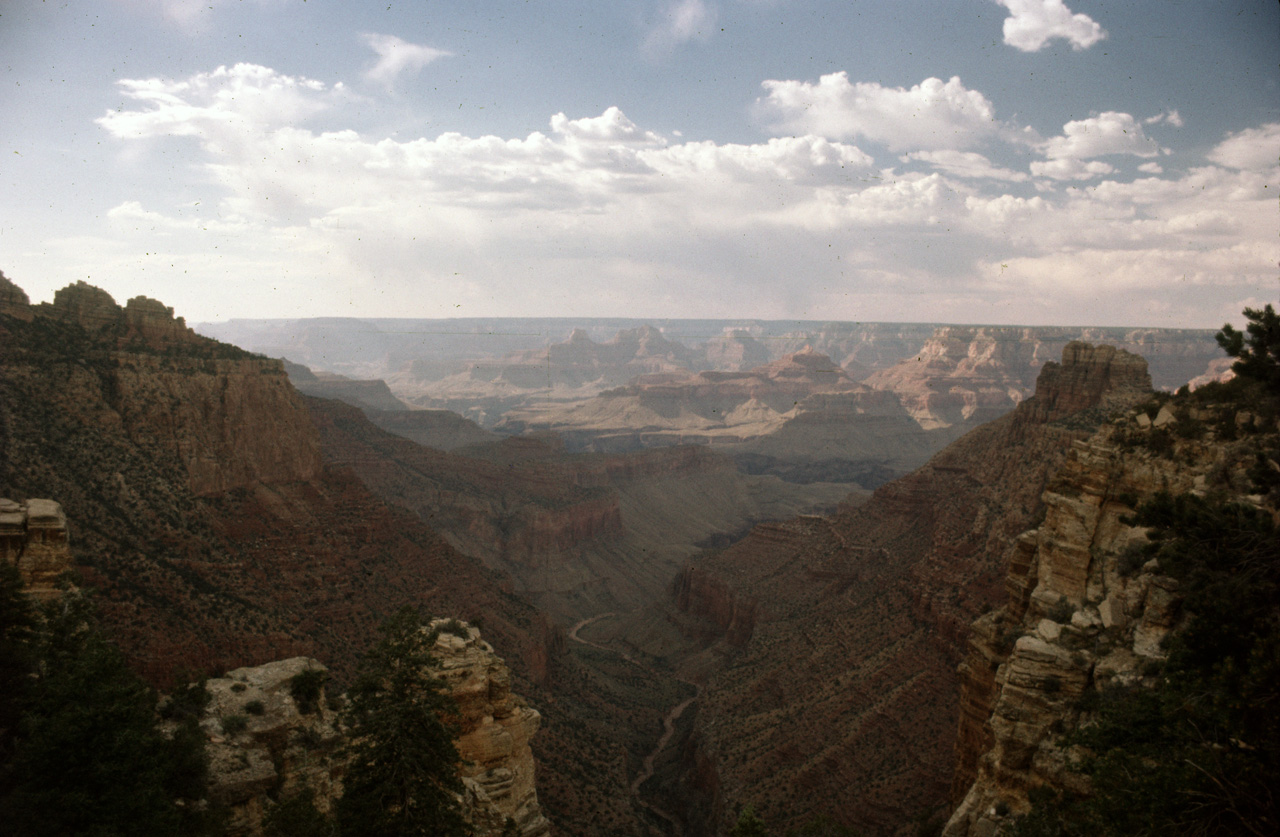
0;497;71;598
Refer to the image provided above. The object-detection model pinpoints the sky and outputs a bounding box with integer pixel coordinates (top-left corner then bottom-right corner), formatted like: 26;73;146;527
0;0;1276;328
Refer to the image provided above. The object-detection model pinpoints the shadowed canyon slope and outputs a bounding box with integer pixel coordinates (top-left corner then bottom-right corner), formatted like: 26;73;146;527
666;342;1155;835
5;269;1256;837
0;274;737;835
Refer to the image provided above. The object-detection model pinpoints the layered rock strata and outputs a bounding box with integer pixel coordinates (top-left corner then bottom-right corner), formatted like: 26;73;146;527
943;397;1279;836
673;343;1153;835
0;497;71;598
199;627;548;837
430;619;551;837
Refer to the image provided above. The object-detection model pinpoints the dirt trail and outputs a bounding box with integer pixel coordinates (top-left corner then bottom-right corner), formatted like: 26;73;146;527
567;613;699;836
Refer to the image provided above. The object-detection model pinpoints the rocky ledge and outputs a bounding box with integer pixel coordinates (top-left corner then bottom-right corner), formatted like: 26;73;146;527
944;395;1279;836
0;497;71;598
194;620;549;837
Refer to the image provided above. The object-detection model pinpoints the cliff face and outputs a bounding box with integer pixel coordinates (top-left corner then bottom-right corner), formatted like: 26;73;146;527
111;355;323;496
0;497;71;598
674;342;1154;835
0;278;553;693
943;395;1279;837
430;620;551;837
198;623;548;837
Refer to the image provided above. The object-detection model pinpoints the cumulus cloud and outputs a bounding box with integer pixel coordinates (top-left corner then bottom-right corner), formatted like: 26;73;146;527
1208;123;1280;170
90;64;1274;325
644;0;717;54
1030;158;1113;181
759;73;999;151
996;0;1106;52
1041;112;1162;160
96;64;338;142
362;33;451;87
902;150;1029;181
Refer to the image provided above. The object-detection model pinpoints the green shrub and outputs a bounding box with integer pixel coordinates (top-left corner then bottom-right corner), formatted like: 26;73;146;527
221;714;249;736
1047;597;1074;624
289;668;328;715
438;618;470;639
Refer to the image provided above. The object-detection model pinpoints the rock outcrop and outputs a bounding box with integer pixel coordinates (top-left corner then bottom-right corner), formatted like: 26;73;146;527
198;657;345;837
1020;341;1152;424
198;627;549;837
430;619;551;837
943;394;1279;836
0;497;71;598
671;343;1154;835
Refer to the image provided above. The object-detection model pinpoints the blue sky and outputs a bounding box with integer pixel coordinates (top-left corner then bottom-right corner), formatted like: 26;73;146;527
0;0;1276;327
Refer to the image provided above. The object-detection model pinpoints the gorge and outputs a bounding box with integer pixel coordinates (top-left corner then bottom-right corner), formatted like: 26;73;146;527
2;269;1273;836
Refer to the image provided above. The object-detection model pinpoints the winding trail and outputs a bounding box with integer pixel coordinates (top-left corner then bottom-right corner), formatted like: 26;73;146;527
567;612;699;836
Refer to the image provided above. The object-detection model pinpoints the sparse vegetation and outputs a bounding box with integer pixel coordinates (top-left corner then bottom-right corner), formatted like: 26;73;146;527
221;714;249;736
336;606;468;836
289;668;327;715
438;617;471;639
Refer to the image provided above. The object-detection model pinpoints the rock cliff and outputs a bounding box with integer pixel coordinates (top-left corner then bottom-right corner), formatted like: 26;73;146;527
943;391;1280;837
0;497;71;598
198;622;548;837
430;619;551;836
671;342;1154;835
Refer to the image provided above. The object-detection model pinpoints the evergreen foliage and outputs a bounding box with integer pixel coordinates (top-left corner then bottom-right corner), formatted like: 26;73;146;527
0;580;217;836
336;605;470;837
263;787;338;837
1010;491;1279;837
731;805;770;837
1217;303;1280;394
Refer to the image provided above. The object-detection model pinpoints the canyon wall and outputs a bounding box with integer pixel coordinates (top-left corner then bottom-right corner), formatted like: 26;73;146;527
673;342;1154;835
943;390;1279;836
1;275;747;835
0;497;71;598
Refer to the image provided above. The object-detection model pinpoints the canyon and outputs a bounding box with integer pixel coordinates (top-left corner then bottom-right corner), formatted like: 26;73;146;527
3;268;1267;836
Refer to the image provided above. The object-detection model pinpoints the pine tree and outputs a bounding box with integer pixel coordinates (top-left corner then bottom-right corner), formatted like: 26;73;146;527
1217;302;1280;393
337;606;469;836
0;585;215;836
731;805;770;837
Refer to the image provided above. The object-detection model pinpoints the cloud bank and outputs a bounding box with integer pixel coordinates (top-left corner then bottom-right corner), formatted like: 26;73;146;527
88;63;1275;326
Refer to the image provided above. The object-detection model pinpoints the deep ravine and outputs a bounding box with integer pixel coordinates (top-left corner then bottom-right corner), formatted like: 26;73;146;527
569;612;701;836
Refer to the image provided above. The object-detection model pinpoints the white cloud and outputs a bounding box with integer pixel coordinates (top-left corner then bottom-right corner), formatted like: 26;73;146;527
1030;158;1113;180
759;73;999;151
85;64;1275;326
1138;162;1163;174
97;64;338;142
902;150;1029;181
644;0;717;54
1208;123;1280;170
996;0;1106;52
1145;110;1184;127
1041;112;1162;160
361;33;451;87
